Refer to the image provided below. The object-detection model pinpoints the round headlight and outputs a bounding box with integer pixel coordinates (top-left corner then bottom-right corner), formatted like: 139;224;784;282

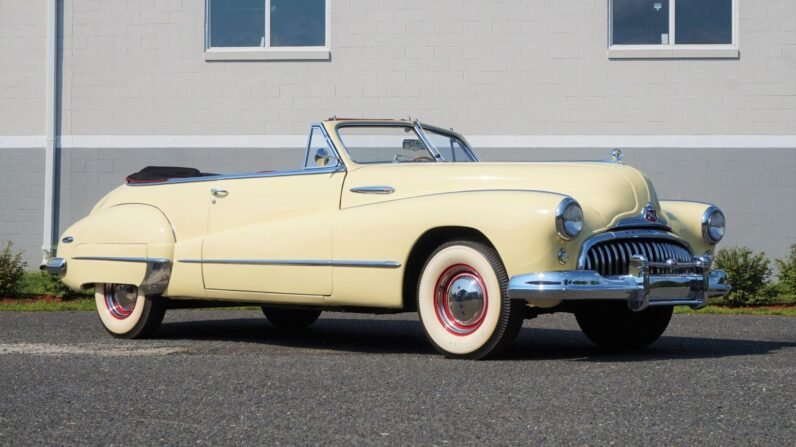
556;197;583;240
702;206;725;244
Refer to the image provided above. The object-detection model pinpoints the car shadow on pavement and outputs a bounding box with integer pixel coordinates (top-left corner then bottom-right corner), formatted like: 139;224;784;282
155;316;796;361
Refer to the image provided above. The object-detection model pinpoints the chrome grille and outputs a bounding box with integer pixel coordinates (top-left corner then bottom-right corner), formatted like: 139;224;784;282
583;238;693;276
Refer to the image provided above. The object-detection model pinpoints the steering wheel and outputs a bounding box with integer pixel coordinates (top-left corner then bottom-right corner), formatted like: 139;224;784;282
412;155;435;162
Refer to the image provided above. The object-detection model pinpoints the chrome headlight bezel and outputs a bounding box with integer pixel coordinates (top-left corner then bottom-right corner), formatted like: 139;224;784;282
701;206;725;244
556;197;583;240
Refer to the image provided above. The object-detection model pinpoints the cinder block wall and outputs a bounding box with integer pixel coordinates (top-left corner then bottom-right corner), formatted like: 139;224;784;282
51;0;796;136
1;0;795;268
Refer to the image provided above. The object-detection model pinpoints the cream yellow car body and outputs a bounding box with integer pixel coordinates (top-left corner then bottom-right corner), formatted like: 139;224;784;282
50;119;725;312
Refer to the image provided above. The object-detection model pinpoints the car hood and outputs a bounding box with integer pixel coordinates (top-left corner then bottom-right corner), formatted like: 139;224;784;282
342;162;660;230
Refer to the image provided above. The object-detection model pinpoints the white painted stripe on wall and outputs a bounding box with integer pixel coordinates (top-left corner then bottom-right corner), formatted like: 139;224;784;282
1;135;796;149
0;136;45;149
59;135;307;149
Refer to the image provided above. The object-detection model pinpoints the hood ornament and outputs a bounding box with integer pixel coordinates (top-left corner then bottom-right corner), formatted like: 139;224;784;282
611;148;623;164
642;203;658;223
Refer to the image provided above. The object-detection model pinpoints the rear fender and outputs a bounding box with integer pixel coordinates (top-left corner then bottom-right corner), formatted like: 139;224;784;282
56;204;175;292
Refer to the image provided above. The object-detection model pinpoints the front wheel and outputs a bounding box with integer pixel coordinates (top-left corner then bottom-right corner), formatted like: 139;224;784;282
417;240;524;360
95;283;166;339
574;303;673;349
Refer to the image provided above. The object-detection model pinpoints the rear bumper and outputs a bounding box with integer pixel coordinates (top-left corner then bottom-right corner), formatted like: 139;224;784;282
44;257;67;277
507;255;730;312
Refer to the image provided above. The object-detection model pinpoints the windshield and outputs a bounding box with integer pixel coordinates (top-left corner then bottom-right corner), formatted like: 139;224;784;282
336;124;478;164
336;125;437;164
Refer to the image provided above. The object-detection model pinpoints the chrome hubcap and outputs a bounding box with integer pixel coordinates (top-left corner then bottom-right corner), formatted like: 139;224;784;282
434;265;488;336
105;284;137;319
446;275;485;324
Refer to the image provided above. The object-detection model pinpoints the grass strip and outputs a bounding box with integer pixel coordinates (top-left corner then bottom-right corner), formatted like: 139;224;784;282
674;305;796;316
0;298;96;312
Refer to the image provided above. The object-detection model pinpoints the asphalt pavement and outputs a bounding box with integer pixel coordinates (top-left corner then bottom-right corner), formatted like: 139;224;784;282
0;310;794;446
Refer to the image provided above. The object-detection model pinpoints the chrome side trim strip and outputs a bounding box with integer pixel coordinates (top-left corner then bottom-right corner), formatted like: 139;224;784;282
179;259;401;269
126;166;345;187
343;188;566;210
73;256;171;264
350;186;395;195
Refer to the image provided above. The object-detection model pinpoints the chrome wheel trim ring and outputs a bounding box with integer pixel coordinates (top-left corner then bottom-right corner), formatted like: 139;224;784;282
434;264;488;336
105;284;138;320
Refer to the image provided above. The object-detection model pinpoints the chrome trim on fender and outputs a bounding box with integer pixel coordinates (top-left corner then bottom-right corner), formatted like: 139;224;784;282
179;259;401;268
140;259;172;295
350;186;395;195
508;255;730;312
577;229;693;270
72;256;171;264
68;256;172;295
343;188;567;210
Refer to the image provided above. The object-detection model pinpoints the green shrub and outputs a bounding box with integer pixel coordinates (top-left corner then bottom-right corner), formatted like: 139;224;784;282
774;244;796;295
0;242;27;297
39;272;79;299
714;247;772;307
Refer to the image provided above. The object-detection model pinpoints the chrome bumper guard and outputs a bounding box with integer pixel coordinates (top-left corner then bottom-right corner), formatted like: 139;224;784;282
44;257;67;277
508;255;731;312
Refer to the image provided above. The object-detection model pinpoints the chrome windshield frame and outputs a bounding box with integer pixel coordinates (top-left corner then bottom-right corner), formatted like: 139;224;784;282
412;120;445;161
418;122;480;162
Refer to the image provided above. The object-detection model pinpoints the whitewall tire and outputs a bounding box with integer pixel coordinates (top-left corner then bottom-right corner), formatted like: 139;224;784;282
95;283;166;339
417;240;524;359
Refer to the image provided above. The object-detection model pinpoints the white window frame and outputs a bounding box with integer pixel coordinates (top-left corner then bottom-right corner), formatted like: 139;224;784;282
204;0;330;61
608;0;739;59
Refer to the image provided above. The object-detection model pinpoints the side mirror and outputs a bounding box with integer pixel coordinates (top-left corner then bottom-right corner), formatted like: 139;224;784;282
314;148;338;167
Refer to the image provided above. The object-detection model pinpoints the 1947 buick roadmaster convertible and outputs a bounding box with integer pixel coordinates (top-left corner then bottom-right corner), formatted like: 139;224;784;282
45;118;730;359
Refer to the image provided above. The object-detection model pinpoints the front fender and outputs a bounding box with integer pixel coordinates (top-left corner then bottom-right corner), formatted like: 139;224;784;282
56;204;175;291
332;190;584;307
659;200;721;256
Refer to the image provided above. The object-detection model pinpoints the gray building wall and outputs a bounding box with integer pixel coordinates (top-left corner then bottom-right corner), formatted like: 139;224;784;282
1;0;795;268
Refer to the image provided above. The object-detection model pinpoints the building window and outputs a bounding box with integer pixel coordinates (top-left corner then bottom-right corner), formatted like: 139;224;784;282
205;0;330;61
608;0;738;59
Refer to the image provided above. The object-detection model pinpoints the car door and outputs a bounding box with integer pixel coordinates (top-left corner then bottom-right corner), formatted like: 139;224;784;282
201;128;345;295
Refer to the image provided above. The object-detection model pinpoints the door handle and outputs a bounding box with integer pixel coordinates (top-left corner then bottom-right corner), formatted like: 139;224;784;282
211;188;229;198
350;186;395;195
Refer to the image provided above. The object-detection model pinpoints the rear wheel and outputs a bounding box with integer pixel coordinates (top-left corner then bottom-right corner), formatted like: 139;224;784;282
574;303;673;349
417;240;524;359
95;283;166;339
261;307;321;329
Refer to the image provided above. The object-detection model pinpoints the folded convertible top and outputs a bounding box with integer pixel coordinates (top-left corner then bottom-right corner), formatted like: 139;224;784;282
126;166;218;184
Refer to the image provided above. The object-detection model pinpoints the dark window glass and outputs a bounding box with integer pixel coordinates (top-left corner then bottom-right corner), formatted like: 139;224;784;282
270;0;325;47
612;0;670;45
675;0;732;44
209;0;265;47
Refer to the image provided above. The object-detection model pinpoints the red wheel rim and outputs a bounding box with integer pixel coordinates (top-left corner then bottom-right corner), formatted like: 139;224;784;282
105;284;137;320
433;264;488;336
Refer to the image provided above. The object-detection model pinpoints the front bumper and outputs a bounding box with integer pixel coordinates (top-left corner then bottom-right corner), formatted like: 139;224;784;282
508;255;730;312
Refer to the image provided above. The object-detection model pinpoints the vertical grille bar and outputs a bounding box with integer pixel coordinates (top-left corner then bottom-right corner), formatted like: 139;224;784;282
584;238;693;277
